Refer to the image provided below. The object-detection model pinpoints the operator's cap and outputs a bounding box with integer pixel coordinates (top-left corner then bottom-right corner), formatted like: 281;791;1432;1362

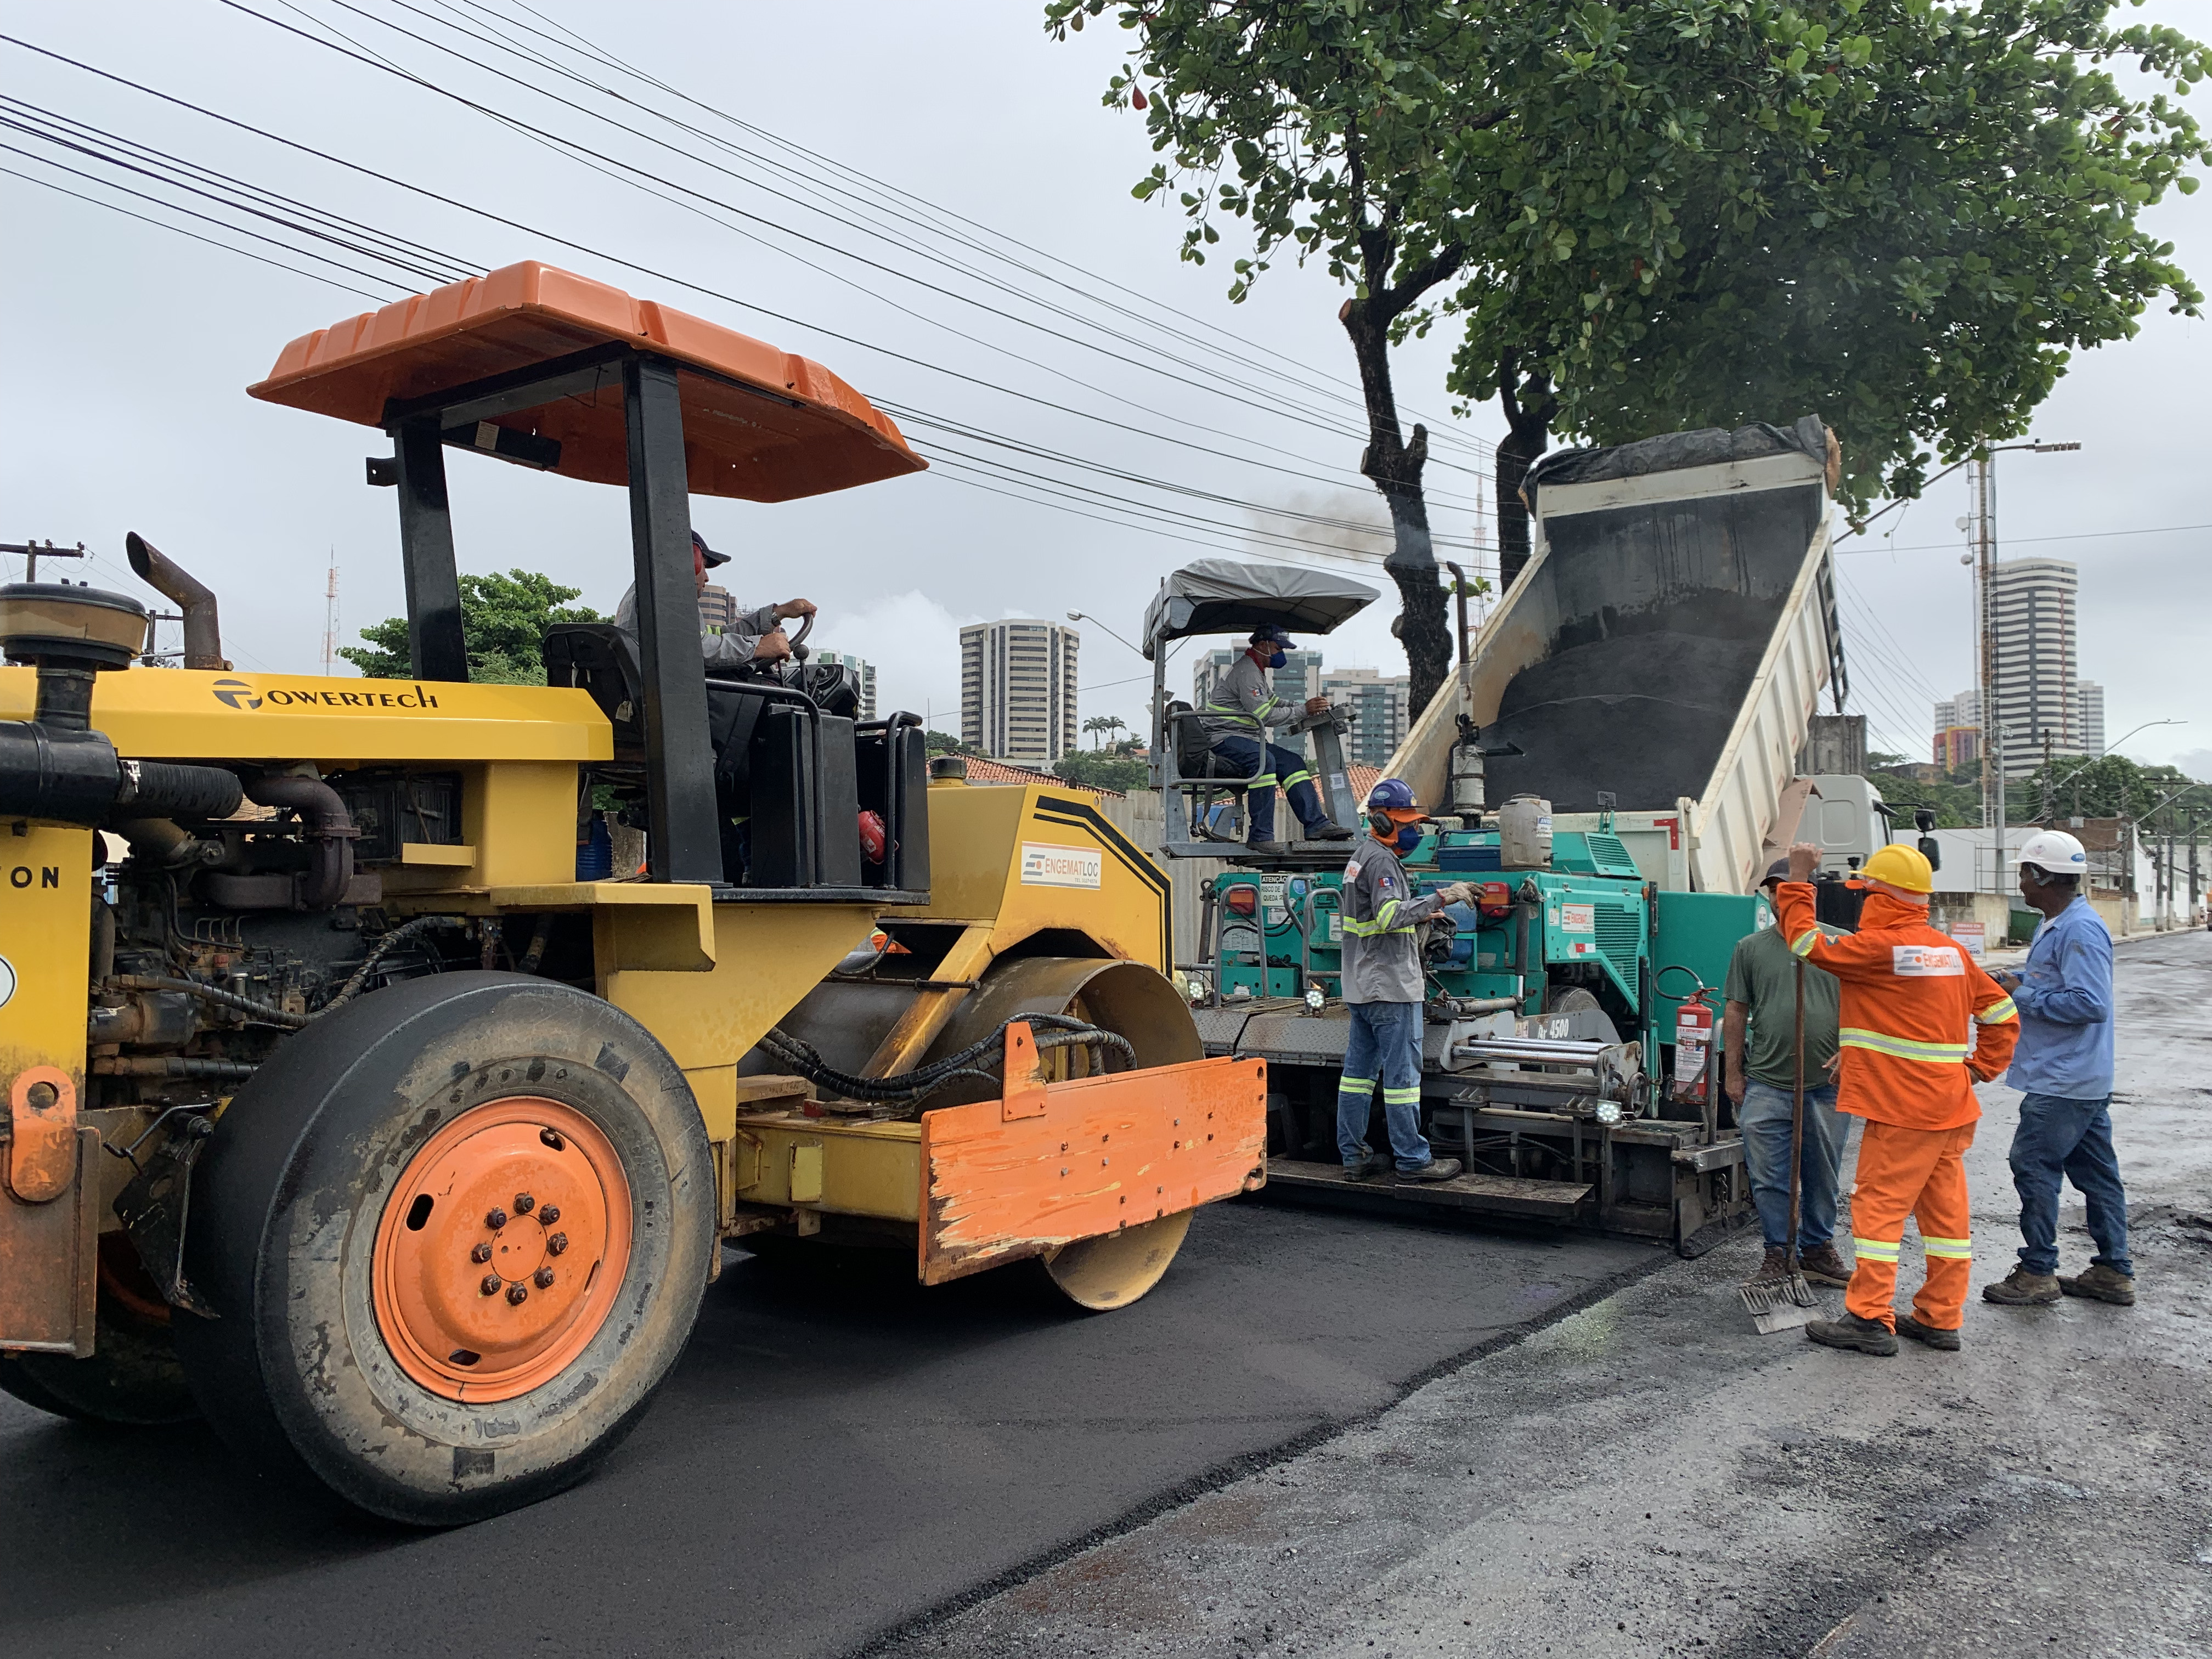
1249;624;1295;648
691;529;730;567
1760;857;1792;887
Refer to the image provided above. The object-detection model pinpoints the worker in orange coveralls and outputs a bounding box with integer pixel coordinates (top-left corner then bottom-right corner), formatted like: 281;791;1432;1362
1775;840;2019;1357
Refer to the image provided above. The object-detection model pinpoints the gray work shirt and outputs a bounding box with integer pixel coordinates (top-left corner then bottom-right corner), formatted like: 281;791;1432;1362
1338;836;1449;1005
613;583;782;673
1200;652;1304;743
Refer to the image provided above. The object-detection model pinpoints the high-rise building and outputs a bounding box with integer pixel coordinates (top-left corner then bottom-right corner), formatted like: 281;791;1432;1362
811;650;877;720
1990;558;2081;778
697;583;737;633
1933;688;1980;731
2075;679;2105;757
960;619;1079;764
1933;726;1980;772
1194;647;1323;712
1319;667;1410;766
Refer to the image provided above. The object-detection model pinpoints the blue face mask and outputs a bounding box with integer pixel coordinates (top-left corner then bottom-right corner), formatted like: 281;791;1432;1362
1393;823;1423;855
1267;650;1287;669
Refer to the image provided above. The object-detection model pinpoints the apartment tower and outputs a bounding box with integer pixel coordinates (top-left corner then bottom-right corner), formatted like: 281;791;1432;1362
961;618;1079;765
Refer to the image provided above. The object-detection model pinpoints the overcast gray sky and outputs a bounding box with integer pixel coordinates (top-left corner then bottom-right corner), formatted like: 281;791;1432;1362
2;1;2206;782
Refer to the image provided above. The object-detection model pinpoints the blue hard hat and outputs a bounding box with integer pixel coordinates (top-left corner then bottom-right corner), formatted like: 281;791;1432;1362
1365;777;1418;814
1249;624;1296;648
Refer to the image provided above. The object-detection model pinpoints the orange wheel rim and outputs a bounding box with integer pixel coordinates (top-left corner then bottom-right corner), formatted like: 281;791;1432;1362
370;1096;632;1403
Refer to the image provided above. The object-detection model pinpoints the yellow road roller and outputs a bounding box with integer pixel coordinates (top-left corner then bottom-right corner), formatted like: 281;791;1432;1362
0;261;1266;1525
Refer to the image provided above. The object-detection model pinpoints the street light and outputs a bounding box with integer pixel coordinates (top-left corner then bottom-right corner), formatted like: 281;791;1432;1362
2103;718;2184;758
1065;610;1146;658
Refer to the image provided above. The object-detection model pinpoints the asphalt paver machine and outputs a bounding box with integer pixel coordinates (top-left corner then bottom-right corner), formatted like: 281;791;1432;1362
1148;414;1852;1250
0;262;1265;1524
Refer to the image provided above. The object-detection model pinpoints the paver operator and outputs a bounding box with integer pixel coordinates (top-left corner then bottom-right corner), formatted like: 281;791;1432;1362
613;529;816;671
1336;778;1469;1186
1723;858;1853;1289
1982;830;2134;1310
1200;625;1353;855
1776;841;2019;1357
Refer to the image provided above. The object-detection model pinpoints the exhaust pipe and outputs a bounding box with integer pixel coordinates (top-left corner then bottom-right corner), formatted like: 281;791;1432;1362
125;532;228;670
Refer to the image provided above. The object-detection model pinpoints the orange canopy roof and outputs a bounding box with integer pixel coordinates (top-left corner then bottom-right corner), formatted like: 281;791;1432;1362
249;262;926;503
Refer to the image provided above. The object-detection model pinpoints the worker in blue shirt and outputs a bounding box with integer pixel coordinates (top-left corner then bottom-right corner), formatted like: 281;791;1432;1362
1982;830;2134;1310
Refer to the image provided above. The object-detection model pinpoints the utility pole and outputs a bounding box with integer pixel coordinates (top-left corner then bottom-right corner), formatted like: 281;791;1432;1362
2;539;87;582
1972;453;2005;893
320;547;342;677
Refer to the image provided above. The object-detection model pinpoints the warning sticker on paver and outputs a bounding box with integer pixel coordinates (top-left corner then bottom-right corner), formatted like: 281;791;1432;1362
1019;842;1102;889
1560;903;1595;933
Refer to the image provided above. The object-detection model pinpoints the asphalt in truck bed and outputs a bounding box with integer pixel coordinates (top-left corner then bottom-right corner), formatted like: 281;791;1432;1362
0;1190;1653;1657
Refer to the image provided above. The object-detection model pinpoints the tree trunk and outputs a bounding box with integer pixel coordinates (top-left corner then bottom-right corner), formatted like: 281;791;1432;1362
1340;298;1452;722
1494;357;1554;596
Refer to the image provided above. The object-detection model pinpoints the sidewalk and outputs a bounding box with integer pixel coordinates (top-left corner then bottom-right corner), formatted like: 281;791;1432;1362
871;933;2212;1659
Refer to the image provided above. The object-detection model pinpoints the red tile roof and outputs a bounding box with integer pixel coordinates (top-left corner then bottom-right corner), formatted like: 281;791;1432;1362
952;755;1127;799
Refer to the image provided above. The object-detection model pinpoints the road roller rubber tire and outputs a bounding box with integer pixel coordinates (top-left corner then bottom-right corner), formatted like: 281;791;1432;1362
172;972;714;1526
0;1239;199;1426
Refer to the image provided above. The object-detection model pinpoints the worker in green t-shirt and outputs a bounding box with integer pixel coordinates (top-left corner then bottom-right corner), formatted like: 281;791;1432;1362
1723;859;1853;1288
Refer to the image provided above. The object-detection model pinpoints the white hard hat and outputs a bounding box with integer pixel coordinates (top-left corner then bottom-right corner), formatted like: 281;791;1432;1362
2016;830;2089;874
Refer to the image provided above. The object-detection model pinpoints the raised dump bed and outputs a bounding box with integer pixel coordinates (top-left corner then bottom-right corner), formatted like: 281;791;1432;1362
1393;416;1848;894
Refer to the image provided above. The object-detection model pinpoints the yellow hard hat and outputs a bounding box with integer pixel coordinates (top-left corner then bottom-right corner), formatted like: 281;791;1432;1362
1860;842;1934;894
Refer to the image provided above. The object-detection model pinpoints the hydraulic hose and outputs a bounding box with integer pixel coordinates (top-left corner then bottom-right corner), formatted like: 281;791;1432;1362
759;1012;1137;1106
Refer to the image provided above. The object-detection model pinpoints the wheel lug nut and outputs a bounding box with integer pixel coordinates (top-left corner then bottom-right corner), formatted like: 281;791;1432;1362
506;1282;529;1306
540;1128;566;1150
479;1273;501;1296
539;1205;561;1224
513;1193;535;1215
534;1267;556;1289
486;1206;508;1230
470;1243;492;1263
547;1232;568;1256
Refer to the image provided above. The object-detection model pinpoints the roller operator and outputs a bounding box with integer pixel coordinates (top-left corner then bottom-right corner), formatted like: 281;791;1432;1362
1199;625;1352;855
613;529;816;672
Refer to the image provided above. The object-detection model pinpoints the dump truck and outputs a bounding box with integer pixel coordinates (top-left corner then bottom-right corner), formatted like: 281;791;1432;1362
0;261;1266;1525
1151;420;1869;1248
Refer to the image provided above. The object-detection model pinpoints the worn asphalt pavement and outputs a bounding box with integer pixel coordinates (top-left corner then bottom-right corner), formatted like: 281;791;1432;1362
874;928;2212;1659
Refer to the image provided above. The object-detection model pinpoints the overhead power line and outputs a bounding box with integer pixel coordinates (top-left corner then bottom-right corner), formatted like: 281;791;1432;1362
217;0;1495;507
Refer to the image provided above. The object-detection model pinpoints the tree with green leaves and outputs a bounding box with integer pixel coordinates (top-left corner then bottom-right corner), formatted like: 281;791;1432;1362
1047;0;1496;718
339;569;602;685
1436;0;2210;576
1053;749;1151;793
1083;713;1129;749
924;729;983;757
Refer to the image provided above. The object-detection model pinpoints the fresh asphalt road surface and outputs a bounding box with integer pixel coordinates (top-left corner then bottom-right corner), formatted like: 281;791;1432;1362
0;1192;1653;1657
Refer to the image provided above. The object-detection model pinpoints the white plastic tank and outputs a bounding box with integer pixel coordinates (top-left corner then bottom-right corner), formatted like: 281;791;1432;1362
1498;794;1553;868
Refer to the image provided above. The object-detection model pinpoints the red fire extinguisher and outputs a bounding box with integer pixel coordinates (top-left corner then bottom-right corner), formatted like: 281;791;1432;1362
1672;988;1718;1103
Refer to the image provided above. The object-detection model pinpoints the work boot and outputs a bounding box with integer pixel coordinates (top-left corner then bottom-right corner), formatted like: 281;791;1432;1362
1396;1158;1463;1184
1751;1245;1792;1282
1340;1147;1392;1183
1983;1266;2062;1306
1246;839;1289;856
1806;1312;1899;1356
1305;822;1353;842
2059;1263;2137;1306
1895;1313;1962;1351
1798;1242;1854;1288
